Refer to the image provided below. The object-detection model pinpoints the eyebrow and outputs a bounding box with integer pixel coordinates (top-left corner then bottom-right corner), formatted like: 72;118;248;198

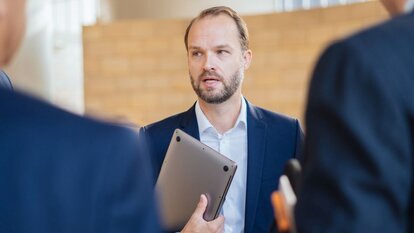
188;46;202;51
215;45;232;50
188;44;232;50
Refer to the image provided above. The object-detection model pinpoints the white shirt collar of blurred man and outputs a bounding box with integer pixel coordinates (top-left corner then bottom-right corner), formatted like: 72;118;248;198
405;0;414;12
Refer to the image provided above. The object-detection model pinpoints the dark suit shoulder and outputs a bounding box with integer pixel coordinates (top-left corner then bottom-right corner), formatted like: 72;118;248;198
348;11;414;41
325;11;414;63
1;90;139;151
143;110;188;134
249;104;300;129
249;104;304;160
314;12;414;113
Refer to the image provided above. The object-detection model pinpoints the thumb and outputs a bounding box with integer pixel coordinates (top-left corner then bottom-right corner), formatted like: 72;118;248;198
210;215;225;225
192;194;208;218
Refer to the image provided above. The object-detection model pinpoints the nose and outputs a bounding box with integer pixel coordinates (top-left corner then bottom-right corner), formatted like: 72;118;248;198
203;53;215;71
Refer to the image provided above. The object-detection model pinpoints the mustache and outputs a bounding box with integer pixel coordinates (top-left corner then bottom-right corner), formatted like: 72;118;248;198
199;71;223;80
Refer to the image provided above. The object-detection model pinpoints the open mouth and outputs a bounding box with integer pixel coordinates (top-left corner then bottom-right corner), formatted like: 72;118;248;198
200;76;221;88
201;75;220;82
204;79;219;83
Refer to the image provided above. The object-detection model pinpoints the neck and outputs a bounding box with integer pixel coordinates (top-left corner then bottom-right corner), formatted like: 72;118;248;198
198;93;242;134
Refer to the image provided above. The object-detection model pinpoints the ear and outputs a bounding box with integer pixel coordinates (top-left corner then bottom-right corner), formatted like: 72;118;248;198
0;0;6;52
0;2;5;67
242;49;252;70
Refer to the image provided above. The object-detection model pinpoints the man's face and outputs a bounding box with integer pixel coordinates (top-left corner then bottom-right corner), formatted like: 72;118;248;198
187;14;252;104
0;0;26;66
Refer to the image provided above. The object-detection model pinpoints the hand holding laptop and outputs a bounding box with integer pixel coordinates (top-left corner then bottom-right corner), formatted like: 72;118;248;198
181;194;225;233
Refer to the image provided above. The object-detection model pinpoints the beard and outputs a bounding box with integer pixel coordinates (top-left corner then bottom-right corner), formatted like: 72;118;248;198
190;69;243;104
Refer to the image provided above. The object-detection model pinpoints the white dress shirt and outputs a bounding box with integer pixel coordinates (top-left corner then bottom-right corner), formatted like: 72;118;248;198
195;97;248;233
405;0;414;12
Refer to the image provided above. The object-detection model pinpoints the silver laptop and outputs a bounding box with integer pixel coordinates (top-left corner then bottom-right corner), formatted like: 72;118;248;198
155;129;237;231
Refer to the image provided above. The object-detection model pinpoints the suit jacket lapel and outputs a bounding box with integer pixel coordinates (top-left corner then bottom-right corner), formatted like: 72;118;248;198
178;103;200;140
245;101;267;233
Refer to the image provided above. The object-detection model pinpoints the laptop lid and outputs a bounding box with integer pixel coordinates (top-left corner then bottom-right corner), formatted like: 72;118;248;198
155;129;237;231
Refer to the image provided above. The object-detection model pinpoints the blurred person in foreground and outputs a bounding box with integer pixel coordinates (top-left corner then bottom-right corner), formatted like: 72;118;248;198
296;0;414;232
0;0;160;232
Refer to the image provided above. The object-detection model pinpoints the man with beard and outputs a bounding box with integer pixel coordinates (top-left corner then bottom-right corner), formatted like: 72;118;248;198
0;0;160;232
140;6;303;233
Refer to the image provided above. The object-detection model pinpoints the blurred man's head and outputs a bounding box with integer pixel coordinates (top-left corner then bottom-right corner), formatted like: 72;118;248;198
0;0;26;67
380;0;408;15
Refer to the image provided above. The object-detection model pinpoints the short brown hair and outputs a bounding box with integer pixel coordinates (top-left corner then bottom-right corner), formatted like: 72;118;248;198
184;6;249;51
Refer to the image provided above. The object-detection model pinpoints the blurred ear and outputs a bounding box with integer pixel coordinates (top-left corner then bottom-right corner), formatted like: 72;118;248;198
0;0;5;20
380;0;407;15
0;1;5;66
242;49;252;70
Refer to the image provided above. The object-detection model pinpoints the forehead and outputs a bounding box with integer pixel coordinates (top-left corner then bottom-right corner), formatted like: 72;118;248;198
187;14;240;49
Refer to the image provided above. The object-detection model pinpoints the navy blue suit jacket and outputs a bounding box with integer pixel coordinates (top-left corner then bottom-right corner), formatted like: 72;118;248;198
296;12;414;233
0;90;160;233
141;99;303;233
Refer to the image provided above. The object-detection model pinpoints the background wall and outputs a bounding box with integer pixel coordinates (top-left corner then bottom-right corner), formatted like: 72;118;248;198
5;0;97;113
6;0;53;100
83;1;387;126
98;0;366;21
99;0;277;21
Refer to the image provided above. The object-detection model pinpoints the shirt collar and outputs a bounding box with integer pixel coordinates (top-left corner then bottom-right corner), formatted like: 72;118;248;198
405;0;414;13
195;96;247;135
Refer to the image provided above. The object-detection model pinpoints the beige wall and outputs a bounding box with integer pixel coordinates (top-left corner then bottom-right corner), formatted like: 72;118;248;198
99;0;276;21
83;1;388;126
